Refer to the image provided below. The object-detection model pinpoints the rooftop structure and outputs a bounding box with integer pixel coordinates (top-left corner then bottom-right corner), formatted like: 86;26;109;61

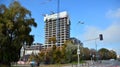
20;43;43;58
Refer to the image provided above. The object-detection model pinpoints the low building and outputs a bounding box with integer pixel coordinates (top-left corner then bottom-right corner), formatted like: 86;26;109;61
20;43;43;61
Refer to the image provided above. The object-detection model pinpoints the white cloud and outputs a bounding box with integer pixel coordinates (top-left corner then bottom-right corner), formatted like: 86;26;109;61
114;49;120;55
105;8;120;44
81;22;120;54
106;8;120;19
83;8;120;44
81;8;120;54
83;26;102;40
103;22;120;44
83;22;120;45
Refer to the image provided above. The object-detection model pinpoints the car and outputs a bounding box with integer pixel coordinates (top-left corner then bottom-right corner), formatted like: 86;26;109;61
30;60;37;66
110;59;115;61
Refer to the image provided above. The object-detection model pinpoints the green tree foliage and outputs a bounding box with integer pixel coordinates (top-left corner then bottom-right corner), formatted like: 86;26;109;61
48;36;56;44
36;40;80;64
29;52;36;61
65;40;77;63
98;48;117;60
44;45;66;64
33;42;117;64
0;1;37;66
98;48;110;60
37;51;45;63
109;50;117;59
82;47;90;60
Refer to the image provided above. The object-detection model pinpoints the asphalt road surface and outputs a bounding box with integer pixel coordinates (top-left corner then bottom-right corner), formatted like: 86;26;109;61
89;60;120;67
12;60;120;67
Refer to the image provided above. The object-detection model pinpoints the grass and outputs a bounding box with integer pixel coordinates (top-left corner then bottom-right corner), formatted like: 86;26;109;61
39;64;73;67
39;61;87;67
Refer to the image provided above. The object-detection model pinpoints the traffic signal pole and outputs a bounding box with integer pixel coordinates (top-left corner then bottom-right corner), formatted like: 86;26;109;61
83;34;103;63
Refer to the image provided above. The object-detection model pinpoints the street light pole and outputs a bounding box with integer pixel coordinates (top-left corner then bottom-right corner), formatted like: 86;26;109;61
94;38;98;62
77;43;80;67
77;21;84;67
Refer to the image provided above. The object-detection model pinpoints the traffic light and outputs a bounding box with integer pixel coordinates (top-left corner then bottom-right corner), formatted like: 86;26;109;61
99;34;103;40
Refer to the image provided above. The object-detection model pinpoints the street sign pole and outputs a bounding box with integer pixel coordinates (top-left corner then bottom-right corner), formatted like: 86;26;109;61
77;44;80;67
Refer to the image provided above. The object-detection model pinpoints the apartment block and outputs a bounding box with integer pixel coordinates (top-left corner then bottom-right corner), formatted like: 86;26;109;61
44;11;70;48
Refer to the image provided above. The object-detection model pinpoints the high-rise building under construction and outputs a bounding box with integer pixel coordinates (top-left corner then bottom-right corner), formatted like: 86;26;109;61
44;11;70;48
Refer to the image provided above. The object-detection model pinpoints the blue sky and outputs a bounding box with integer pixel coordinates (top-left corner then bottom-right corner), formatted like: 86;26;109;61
1;0;120;54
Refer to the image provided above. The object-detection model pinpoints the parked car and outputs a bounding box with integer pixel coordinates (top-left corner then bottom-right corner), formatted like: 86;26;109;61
30;60;37;67
110;59;115;61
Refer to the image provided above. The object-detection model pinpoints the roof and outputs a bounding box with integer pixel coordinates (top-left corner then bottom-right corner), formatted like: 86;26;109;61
44;11;68;21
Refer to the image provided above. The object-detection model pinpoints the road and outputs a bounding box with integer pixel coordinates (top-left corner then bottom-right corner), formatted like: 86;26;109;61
12;60;120;67
89;60;120;67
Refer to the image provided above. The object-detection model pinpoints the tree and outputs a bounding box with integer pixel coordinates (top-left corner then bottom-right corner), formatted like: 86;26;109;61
98;48;108;60
65;40;77;62
37;39;84;64
109;50;117;59
82;47;90;60
0;1;37;66
98;48;116;60
37;51;45;63
89;49;96;60
48;36;56;45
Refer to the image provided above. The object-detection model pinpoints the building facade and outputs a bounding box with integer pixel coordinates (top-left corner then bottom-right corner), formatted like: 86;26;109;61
20;43;42;58
44;11;70;48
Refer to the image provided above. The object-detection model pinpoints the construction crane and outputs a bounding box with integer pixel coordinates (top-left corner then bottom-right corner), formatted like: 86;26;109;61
41;0;60;47
56;0;60;46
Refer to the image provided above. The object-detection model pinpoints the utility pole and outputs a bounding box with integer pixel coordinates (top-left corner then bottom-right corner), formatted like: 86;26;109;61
77;21;84;67
77;43;80;67
95;38;98;62
96;34;103;61
82;34;103;64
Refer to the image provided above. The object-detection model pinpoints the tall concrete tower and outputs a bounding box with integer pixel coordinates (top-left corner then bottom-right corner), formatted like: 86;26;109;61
44;11;70;48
